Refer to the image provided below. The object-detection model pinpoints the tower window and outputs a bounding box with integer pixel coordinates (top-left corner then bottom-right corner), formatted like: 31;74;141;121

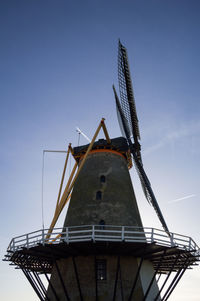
96;260;107;280
99;220;105;229
100;175;106;183
96;191;102;200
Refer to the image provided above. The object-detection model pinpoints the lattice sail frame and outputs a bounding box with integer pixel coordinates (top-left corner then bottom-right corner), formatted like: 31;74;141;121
116;40;170;235
118;40;140;143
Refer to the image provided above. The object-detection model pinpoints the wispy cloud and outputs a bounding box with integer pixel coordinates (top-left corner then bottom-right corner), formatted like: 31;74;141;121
143;120;200;156
168;194;196;204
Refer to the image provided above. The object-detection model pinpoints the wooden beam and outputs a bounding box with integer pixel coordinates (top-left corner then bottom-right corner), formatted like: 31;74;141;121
46;192;73;240
101;119;111;144
47;118;105;238
54;161;77;217
56;118;104;215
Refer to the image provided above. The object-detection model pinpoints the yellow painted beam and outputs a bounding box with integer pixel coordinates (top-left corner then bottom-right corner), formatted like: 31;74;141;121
56;162;78;214
101;120;111;144
57;118;104;214
47;162;78;239
49;233;61;244
47;118;106;239
46;192;72;240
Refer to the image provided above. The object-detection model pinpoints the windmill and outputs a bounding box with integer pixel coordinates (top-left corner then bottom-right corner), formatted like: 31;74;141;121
4;41;199;301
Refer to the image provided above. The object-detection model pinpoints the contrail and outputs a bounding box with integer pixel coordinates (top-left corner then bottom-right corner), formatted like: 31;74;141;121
168;194;196;204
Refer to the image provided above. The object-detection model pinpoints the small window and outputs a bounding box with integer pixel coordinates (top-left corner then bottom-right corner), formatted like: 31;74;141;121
100;175;106;183
99;220;105;230
96;191;102;200
96;260;107;280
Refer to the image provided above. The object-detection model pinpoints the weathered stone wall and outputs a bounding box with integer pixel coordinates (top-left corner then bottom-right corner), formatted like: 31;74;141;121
47;255;158;301
64;151;143;228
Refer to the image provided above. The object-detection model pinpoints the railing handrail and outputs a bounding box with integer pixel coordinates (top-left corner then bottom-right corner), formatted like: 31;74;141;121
6;225;200;256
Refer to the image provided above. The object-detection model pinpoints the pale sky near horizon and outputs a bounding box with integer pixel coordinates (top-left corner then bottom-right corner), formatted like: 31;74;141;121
1;0;200;300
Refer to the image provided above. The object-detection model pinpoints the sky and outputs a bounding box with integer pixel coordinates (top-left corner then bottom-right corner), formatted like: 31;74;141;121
0;0;200;300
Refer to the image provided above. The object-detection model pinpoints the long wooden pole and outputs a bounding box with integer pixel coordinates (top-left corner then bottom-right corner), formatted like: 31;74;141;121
101;121;111;144
57;118;104;214
46;163;77;239
47;118;106;239
47;119;105;237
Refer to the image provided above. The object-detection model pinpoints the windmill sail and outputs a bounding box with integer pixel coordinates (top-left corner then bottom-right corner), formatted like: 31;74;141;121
114;84;151;202
116;40;170;234
132;151;170;233
113;85;131;140
118;40;141;159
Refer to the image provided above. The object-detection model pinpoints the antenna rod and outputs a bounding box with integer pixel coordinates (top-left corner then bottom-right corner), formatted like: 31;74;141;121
76;127;91;142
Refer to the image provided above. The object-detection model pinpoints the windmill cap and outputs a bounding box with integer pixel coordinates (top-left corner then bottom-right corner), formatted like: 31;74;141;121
73;137;128;154
72;137;132;168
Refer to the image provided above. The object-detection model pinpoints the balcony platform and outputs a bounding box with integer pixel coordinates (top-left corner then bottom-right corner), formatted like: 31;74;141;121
4;225;199;274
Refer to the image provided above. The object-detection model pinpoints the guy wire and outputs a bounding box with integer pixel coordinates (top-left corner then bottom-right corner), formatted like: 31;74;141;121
41;151;45;230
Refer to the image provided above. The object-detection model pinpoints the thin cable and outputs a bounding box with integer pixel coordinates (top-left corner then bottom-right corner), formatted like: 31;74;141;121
43;150;67;153
41;151;45;230
41;149;71;230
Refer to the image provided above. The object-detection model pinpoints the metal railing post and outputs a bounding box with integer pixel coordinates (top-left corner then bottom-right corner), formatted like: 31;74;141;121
26;234;29;248
92;225;95;242
122;226;125;241
170;232;174;247
42;229;45;246
12;239;15;251
66;227;69;244
189;237;192;250
151;228;154;243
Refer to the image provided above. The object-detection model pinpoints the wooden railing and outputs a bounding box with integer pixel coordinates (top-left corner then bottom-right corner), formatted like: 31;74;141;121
7;225;199;256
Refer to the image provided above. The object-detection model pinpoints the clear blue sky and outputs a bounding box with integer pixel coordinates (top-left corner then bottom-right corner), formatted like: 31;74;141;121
1;1;200;300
